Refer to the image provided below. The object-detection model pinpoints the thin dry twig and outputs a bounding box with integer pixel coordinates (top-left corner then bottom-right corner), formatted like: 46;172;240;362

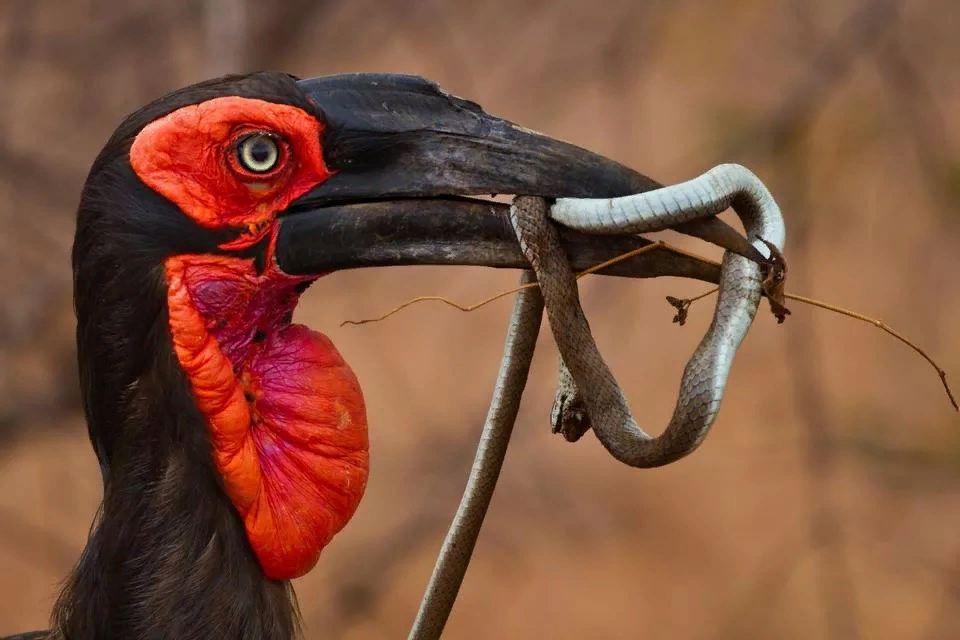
667;288;959;411
339;240;709;327
665;288;716;326
342;230;955;412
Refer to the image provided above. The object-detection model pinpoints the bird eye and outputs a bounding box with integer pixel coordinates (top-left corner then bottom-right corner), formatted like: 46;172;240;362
236;133;281;174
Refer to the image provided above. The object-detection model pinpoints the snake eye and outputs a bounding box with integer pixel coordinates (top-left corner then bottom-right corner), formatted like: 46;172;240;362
236;133;281;174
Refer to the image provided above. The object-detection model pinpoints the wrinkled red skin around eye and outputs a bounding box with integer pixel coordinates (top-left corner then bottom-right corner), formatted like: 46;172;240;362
166;254;369;580
130;96;333;248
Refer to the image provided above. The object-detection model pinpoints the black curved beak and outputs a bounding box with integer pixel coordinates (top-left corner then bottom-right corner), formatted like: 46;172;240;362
274;73;758;283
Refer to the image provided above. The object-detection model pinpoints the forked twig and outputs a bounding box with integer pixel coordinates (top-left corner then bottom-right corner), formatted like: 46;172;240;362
340;240;708;327
666;288;958;411
344;243;957;412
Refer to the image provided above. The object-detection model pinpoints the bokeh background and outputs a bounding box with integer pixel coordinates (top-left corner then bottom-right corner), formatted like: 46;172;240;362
1;0;959;637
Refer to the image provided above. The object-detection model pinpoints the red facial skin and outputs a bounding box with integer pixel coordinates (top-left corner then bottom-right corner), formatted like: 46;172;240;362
132;97;369;580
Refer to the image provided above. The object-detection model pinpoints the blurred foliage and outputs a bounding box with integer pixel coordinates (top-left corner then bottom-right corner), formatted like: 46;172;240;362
944;163;960;219
1;0;959;638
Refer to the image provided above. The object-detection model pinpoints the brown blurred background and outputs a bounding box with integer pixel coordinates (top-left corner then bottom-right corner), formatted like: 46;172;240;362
1;0;959;637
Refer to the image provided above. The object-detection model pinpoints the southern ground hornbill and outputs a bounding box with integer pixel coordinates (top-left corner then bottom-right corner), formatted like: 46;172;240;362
6;71;751;639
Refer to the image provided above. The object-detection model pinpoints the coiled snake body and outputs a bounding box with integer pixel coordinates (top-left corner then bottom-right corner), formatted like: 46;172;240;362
518;163;787;467
410;164;786;639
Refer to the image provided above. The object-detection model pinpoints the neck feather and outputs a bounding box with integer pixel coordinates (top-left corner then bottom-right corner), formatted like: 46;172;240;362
51;332;302;640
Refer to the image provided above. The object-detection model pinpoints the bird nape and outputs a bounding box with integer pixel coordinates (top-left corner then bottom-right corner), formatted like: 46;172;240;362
7;71;749;640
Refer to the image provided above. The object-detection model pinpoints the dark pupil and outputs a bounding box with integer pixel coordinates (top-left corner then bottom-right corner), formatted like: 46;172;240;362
250;139;272;164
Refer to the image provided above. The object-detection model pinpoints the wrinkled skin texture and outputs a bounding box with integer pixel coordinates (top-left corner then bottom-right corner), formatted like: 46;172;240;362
127;92;370;580
131;96;331;248
166;254;369;580
43;72;372;640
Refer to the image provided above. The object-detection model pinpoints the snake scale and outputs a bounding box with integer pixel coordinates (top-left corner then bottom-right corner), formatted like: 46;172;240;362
409;164;787;639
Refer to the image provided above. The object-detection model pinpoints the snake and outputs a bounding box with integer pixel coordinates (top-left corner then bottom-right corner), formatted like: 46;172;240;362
408;271;544;639
409;164;786;639
529;163;787;466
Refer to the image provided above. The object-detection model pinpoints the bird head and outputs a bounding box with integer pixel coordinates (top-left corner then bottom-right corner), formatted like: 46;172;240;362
72;71;662;582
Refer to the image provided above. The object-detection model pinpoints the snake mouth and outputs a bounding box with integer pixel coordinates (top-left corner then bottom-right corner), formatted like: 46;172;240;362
273;72;763;280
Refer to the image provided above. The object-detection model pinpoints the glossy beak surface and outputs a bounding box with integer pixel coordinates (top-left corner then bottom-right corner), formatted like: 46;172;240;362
275;73;757;282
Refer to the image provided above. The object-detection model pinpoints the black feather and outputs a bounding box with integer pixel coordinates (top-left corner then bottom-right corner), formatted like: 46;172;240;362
35;71;316;640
